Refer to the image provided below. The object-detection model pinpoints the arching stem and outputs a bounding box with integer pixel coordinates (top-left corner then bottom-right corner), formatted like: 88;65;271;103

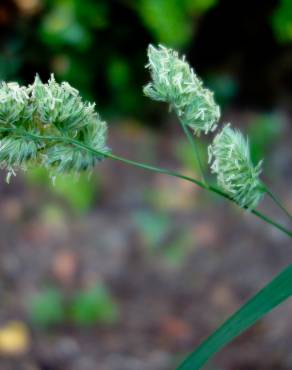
1;127;291;238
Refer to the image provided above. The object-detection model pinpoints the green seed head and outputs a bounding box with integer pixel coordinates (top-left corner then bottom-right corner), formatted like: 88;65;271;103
0;82;30;126
0;75;109;181
208;124;265;210
144;44;220;135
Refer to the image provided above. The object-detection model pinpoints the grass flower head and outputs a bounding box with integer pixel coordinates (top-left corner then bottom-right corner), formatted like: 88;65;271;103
0;75;109;180
144;44;220;135
208;124;265;209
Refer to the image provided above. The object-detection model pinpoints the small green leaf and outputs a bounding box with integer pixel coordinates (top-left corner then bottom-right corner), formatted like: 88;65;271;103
176;264;292;370
28;288;65;327
70;284;119;326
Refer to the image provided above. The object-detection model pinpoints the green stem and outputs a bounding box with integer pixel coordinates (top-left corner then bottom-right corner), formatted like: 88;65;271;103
252;209;292;237
1;127;292;238
105;155;292;236
265;187;292;221
179;121;207;185
72;141;292;238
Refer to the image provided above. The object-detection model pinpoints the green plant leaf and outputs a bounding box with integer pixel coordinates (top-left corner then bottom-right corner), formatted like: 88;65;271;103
28;288;65;327
136;0;192;48
176;264;292;370
272;0;292;43
70;284;119;326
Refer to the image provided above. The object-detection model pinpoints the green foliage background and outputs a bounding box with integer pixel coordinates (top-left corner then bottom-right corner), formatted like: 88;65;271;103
1;0;291;120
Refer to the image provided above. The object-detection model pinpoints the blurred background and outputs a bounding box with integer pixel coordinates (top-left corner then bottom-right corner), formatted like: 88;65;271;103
0;1;292;369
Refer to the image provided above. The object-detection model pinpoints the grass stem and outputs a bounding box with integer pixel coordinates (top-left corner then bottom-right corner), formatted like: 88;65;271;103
1;127;291;238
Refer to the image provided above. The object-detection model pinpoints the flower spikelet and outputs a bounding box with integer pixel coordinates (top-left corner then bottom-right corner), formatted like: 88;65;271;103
144;44;220;135
30;74;96;132
0;82;30;125
43;116;109;174
208;124;265;209
0;75;109;180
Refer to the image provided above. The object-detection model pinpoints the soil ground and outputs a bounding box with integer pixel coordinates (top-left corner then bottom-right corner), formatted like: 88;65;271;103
0;116;292;370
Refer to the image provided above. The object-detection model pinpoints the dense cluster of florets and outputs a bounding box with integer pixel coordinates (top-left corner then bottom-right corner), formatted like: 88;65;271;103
0;82;30;125
0;75;108;181
0;45;265;211
144;44;220;135
208;125;265;209
144;45;264;210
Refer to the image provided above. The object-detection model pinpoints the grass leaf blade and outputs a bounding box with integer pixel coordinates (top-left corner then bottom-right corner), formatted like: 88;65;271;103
176;264;292;370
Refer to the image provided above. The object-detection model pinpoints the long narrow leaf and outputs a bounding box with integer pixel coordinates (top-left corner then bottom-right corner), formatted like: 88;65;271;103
176;264;292;370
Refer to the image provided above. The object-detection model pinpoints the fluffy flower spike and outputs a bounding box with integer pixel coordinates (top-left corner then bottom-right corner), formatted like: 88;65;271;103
30;74;97;131
144;44;220;135
0;82;30;125
0;75;109;181
208;124;265;210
